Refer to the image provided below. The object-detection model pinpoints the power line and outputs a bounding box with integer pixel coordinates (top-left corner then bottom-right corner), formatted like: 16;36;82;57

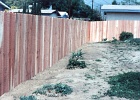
84;0;110;9
94;2;101;5
102;0;110;4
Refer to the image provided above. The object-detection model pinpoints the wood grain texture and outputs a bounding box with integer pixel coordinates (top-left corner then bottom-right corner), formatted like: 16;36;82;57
0;11;4;95
3;12;10;93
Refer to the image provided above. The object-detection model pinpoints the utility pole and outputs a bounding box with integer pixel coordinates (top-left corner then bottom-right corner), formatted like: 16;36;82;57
92;0;94;11
68;0;71;19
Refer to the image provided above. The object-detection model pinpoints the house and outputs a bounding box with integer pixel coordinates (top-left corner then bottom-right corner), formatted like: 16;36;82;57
101;5;140;20
41;10;69;18
9;9;23;13
0;1;10;11
9;9;69;18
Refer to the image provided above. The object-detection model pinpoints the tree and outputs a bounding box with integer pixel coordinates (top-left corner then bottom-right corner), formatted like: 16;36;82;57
51;0;83;18
4;0;34;8
22;0;42;15
1;0;5;3
4;0;54;9
31;0;42;15
51;0;102;21
23;2;27;13
38;0;55;8
5;0;102;21
112;0;118;5
88;10;102;21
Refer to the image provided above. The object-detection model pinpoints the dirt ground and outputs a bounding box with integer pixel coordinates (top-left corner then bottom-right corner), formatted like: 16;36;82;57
1;42;140;100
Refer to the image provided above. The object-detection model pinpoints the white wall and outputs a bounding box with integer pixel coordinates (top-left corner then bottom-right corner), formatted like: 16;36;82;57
49;13;58;18
106;12;140;20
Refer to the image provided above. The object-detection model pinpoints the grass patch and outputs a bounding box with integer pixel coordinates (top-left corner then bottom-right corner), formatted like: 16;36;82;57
33;84;54;95
20;95;37;100
33;83;73;96
105;72;140;100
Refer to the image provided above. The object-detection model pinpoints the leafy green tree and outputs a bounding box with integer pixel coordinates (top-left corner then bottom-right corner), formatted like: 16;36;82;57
38;0;55;8
51;0;102;20
51;0;83;18
31;0;42;15
22;0;42;15
5;0;102;21
1;0;5;3
112;0;118;5
88;10;102;21
4;0;33;8
23;2;27;13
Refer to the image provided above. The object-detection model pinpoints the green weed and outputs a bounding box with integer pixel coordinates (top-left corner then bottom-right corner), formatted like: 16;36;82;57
67;49;86;69
54;83;73;96
20;95;37;100
85;73;95;80
33;83;73;96
105;72;140;100
33;84;54;95
112;37;118;43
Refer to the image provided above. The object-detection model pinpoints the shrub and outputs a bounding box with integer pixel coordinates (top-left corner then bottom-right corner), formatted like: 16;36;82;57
105;72;140;100
102;38;107;42
119;31;133;41
20;95;37;100
67;49;86;69
112;37;118;42
54;83;73;96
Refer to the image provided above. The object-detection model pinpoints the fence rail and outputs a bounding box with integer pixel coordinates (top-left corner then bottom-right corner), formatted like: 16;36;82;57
0;11;140;96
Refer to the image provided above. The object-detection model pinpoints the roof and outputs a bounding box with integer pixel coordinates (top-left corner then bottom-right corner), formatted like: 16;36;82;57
41;10;56;14
10;9;58;14
10;9;23;12
59;11;68;16
101;5;140;13
10;9;68;17
0;1;10;9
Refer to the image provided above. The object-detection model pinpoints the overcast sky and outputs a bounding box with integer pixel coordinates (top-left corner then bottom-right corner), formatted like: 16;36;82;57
84;0;129;8
84;0;122;7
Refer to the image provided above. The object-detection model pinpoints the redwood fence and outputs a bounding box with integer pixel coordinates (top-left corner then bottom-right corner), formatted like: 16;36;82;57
90;20;140;42
0;11;140;96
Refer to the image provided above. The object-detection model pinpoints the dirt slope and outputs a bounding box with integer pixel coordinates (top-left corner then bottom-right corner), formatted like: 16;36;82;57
1;42;140;100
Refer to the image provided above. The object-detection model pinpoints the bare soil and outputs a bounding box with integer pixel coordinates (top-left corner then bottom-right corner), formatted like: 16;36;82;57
1;42;140;100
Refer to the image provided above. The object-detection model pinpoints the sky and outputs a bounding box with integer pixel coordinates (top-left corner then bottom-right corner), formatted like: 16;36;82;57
84;0;140;9
84;0;122;10
84;0;122;8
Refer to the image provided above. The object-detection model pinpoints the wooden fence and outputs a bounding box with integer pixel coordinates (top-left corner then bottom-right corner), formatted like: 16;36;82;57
1;11;140;96
90;20;140;42
0;12;90;95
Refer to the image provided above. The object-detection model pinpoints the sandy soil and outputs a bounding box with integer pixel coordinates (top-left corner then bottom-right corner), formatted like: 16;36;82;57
1;42;140;100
